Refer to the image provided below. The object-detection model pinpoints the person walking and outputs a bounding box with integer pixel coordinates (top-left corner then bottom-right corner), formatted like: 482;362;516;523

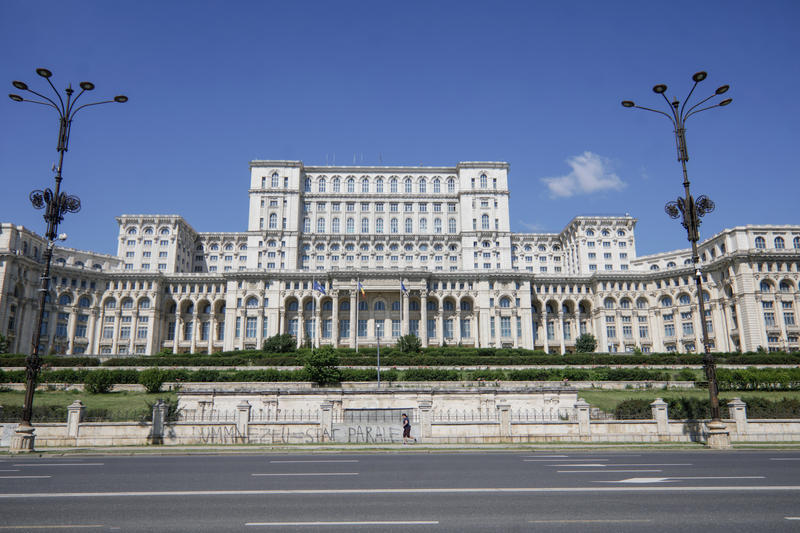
402;413;416;444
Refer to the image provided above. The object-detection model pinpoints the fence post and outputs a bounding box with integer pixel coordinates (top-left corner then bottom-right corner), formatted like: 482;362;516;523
650;398;669;437
236;401;252;443
151;399;167;445
497;404;511;439
319;401;333;442
727;398;748;436
67;400;85;439
575;399;591;438
418;400;433;441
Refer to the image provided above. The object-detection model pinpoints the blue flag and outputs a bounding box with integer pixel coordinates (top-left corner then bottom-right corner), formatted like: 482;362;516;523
401;281;408;294
313;280;326;295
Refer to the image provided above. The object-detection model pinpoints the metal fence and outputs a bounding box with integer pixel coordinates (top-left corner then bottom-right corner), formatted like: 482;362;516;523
177;410;236;423
250;409;320;422
511;408;573;422
333;408;415;424
432;408;498;422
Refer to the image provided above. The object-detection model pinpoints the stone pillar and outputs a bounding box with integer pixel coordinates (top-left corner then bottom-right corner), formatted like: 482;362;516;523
558;311;565;355
172;310;180;354
67;400;85;439
706;419;731;449
349;290;357;349
67;309;78;355
236;401;252;443
497;404;511;439
332;292;339;348
151;399;168;445
190;308;198;354
314;298;322;348
418;400;432;441
650;398;668;436
320;401;334;442
402;291;410;336
256;309;264;349
87;309;98;355
727;397;748;436
420;293;428;347
455;310;462;345
543;316;549;354
436;304;444;346
575;399;591;437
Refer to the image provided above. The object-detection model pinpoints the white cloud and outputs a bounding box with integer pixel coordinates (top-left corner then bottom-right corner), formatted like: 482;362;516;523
541;152;626;198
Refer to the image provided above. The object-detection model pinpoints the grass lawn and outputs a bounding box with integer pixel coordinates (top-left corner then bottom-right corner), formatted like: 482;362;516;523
0;390;176;418
578;389;800;412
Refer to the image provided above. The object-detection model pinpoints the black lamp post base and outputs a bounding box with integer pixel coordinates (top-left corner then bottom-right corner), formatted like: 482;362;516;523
706;420;731;449
9;423;36;453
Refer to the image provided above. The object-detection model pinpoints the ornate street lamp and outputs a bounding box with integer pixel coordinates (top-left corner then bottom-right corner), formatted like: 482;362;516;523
621;71;732;448
8;68;127;452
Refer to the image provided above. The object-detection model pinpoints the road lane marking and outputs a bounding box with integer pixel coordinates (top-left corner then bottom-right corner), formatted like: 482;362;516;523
524;459;608;462
0;476;52;479
252;473;359;477
771;458;800;461
0;470;20;472
523;455;568;458
13;463;104;467
668;476;766;480
550;464;608;467
269;460;359;464
246;521;439;527
2;486;799;498
550;463;692;467
529;519;652;524
599;476;766;484
0;526;104;530
786;517;800;520
558;470;663;473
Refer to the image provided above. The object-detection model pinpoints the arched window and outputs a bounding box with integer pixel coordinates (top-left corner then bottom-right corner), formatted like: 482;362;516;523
339;301;350;311
409;300;420;311
667;261;676;268
375;218;384;233
333;177;340;192
390;178;398;193
317;218;326;233
391;301;401;311
358;301;368;311
419;218;427;232
318;178;326;192
755;236;766;249
499;297;511;308
404;178;412;193
305;301;314;311
678;294;691;305
434;218;442;234
433;178;441;193
604;297;615;309
419;179;426;193
480;174;487;188
361;178;369;193
760;280;773;293
427;300;437;311
617;230;626;236
390;218;399;233
620;298;631;309
448;218;456;233
405;218;413;233
374;301;385;311
460;300;472;311
160;228;170;235
661;296;672;307
650;265;659;270
376;178;384;193
78;296;91;308
346;218;355;234
780;281;793;293
127;227;137;235
775;237;785;249
332;218;340;233
287;300;299;311
271;172;279;187
303;218;311;233
138;298;151;309
346;178;355;193
246;297;259;308
636;298;648;309
59;294;72;306
447;178;455;193
322;301;333;311
122;298;134;309
304;178;311;192
361;218;369;233
794;236;800;249
143;227;153;235
481;214;489;230
443;300;455;311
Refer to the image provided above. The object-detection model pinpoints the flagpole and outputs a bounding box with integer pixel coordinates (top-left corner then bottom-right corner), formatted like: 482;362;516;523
312;275;315;349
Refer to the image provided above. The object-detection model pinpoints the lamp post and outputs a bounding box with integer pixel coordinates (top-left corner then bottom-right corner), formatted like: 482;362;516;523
8;68;126;452
621;71;732;448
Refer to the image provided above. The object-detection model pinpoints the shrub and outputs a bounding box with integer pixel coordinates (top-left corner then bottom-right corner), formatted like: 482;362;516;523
303;345;341;385
139;368;167;393
84;370;115;394
396;334;422;354
575;333;597;353
263;333;297;353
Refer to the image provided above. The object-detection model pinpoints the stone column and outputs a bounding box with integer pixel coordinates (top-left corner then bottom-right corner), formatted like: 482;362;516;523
497;404;511;439
172;309;180;354
727;397;747;436
151;399;169;445
558;311;565;354
67;400;85;439
650;398;668;437
418;400;432;441
706;419;731;449
320;401;334;442
420;292;428;347
575;399;591;438
256;309;264;349
67;308;78;355
332;291;340;348
210;315;218;353
349;290;357;349
130;310;138;354
314;297;322;348
734;300;747;352
190;308;199;354
402;290;410;336
236;401;252;443
455;309;462;345
543;315;549;354
87;309;98;355
112;308;122;354
436;304;444;347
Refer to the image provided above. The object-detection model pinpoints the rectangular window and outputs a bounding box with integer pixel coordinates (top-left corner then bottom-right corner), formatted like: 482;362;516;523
304;319;315;339
427;319;436;338
664;324;675;337
183;321;192;341
444;318;454;339
288;318;298;337
460;318;471;338
119;326;130;340
606;325;616;338
764;312;776;326
409;319;419;337
138;326;148;339
392;319;401;338
639;325;649;338
623;325;632;338
358;319;367;337
103;326;114;339
490;317;495;338
235;317;241;338
339;319;350;339
785;312;796;326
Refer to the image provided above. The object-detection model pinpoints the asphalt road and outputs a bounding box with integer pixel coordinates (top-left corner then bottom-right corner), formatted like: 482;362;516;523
0;450;799;532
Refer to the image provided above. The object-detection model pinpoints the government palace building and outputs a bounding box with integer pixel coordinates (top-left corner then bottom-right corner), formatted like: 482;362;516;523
1;160;799;356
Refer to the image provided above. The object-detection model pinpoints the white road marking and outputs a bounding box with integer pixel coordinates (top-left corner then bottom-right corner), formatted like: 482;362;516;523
0;476;52;479
269;460;359;464
599;478;671;484
252;473;359;477
771;458;800;461
599;476;766;484
551;464;608;467
523;455;568;458
524;458;608;462
0;470;20;472
550;463;692;467
529;519;653;524
13;463;104;467
2;486;799;498
0;526;104;530
558;470;663;473
785;517;800;520
246;521;439;527
668;476;766;480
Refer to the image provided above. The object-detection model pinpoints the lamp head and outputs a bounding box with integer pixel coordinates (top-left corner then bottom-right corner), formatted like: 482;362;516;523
9;94;23;102
113;95;128;103
719;98;732;106
36;68;52;79
57;233;68;241
692;71;708;82
79;81;95;91
652;84;668;94
715;85;729;95
621;100;635;108
12;80;28;90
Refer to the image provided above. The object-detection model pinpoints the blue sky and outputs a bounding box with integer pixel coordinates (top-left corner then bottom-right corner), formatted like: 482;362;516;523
2;1;798;257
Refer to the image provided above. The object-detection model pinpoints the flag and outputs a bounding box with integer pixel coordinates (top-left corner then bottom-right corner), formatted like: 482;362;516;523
358;281;365;297
313;280;326;295
401;281;408;294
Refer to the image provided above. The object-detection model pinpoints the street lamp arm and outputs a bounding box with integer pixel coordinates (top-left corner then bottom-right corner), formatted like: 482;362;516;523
11;96;59;111
65;87;90;116
69;98;119;118
680;80;701;117
683;92;721;119
631;104;676;126
684;102;726;121
41;73;66;115
658;91;679;122
20;87;63;114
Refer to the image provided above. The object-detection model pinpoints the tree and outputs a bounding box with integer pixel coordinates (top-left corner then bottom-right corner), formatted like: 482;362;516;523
396;334;422;354
303;345;341;385
0;334;8;354
263;333;296;353
575;333;597;353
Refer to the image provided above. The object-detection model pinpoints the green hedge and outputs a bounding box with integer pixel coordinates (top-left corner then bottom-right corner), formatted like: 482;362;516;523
716;368;800;391
614;397;800;419
0;355;101;367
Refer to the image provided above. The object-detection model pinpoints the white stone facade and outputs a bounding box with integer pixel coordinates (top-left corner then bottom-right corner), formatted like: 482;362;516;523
1;160;799;355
